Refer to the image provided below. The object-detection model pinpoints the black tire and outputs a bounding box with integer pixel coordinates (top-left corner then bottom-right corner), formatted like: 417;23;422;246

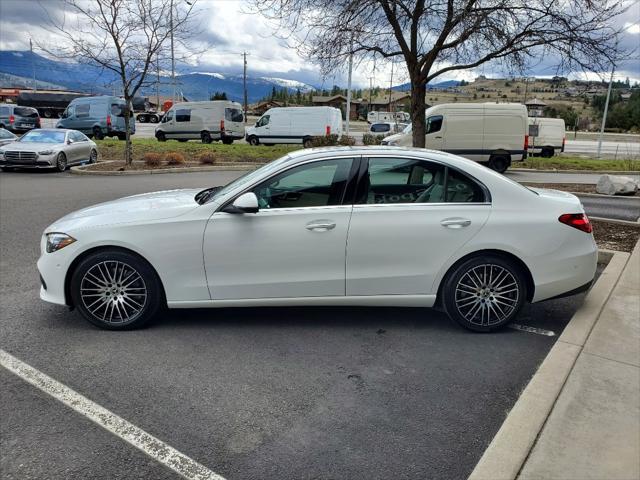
442;255;527;332
221;137;233;145
137;115;147;123
201;132;212;144
44;110;53;118
303;137;313;148
89;149;98;163
149;115;159;123
541;147;554;158
117;133;126;141
70;249;164;330
248;135;259;146
488;155;509;173
93;127;105;140
156;131;166;142
55;152;67;172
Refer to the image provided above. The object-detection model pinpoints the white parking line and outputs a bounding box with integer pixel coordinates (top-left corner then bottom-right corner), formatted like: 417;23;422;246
0;349;226;480
508;324;556;336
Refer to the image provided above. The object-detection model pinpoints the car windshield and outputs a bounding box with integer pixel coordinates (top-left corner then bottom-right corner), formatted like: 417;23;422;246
402;123;412;134
19;130;66;143
196;155;293;204
0;129;14;139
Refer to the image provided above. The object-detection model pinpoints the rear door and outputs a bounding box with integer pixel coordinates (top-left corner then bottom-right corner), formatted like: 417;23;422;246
346;156;491;296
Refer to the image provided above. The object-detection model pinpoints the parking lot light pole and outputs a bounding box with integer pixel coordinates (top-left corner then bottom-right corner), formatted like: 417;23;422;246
346;44;353;135
170;0;176;105
597;63;615;159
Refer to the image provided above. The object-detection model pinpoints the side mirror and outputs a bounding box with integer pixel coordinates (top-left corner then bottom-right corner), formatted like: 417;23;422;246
222;192;259;214
67;139;73;144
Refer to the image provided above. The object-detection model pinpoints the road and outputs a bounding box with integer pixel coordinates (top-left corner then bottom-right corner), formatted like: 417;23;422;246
39;118;640;157
0;170;594;480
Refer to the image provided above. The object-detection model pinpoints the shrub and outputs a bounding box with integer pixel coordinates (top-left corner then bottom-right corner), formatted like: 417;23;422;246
337;135;356;146
198;152;216;165
311;134;339;147
143;152;162;167
362;133;385;145
164;151;186;166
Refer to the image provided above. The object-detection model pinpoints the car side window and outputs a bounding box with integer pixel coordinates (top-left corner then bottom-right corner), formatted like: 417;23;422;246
257;115;270;127
445;168;486;203
71;131;87;142
359;157;446;204
163;110;174;122
176;109;191;122
76;104;90;118
371;123;390;133
426;115;443;134
251;158;354;209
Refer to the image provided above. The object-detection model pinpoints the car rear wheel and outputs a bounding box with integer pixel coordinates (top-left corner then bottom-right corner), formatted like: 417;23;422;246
488;155;509;173
303;137;313;148
222;137;233;145
93;127;105;140
442;255;526;332
55;152;67;172
70;250;163;330
541;147;554;158
201;132;212;144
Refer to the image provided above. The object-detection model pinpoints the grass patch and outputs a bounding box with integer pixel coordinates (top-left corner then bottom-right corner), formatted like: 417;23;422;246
95;138;299;164
519;156;640;171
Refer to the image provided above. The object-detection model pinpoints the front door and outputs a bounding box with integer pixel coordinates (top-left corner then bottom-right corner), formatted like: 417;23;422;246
203;157;357;300
346;156;491;296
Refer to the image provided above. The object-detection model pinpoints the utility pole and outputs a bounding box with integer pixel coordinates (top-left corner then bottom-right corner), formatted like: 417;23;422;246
156;53;160;112
597;64;615;159
345;43;353;134
388;60;394;113
30;38;36;92
170;0;176;105
368;76;373;113
242;51;248;124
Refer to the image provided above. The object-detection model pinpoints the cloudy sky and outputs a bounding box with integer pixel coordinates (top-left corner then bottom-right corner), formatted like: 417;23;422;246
0;0;639;88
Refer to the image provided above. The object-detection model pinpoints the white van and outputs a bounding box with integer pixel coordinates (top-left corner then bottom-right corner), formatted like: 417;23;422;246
245;106;342;148
154;101;244;144
367;111;410;123
528;117;565;157
423;103;528;172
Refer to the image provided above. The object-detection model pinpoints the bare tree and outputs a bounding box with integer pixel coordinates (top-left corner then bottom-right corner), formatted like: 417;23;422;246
40;0;197;165
252;0;627;147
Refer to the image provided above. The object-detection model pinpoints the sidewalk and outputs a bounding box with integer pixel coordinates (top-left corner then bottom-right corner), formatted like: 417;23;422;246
518;243;640;479
470;242;640;480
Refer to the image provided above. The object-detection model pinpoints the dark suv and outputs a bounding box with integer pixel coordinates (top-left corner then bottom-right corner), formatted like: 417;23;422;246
0;104;41;133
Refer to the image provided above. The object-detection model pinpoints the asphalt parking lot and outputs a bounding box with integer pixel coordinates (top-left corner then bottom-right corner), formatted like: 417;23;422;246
0;170;598;479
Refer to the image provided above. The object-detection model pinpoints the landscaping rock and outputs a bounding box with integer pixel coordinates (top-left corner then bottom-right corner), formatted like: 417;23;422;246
596;175;639;196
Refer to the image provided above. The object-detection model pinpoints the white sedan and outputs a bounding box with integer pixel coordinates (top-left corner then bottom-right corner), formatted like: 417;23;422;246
38;147;597;331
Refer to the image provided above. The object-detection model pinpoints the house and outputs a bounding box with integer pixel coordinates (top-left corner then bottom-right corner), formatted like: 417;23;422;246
312;95;360;120
248;100;283;116
366;91;411;113
524;98;547;117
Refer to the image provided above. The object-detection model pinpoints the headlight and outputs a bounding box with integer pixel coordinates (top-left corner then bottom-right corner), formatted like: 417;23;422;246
46;233;76;253
38;149;55;155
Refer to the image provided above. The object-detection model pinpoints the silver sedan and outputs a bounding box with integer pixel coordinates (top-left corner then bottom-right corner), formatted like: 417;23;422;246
0;129;98;172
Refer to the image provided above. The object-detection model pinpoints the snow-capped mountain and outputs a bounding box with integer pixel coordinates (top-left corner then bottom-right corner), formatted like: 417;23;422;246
259;77;314;91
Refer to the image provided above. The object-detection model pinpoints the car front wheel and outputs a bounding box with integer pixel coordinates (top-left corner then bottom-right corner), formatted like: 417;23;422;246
442;255;526;332
70;249;164;330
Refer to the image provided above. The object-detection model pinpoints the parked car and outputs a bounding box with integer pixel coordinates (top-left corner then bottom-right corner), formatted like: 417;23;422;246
245;106;343;147
381;123;412;146
37;147;596;332
0;103;41;133
528;117;566;158
0;128;18;146
422;103;528;173
367;111;410;123
56;96;133;140
0;129;97;172
154;101;244;144
369;122;406;135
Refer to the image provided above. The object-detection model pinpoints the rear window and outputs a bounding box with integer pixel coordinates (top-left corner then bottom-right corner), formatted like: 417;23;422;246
225;108;244;122
371;123;391;133
111;103;126;117
14;107;38;118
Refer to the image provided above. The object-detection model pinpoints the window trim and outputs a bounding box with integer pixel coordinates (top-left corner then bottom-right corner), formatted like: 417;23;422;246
217;156;362;213
357;155;491;206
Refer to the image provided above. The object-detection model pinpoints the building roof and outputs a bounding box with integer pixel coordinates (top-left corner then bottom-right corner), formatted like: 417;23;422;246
312;95;361;104
524;97;547;107
368;91;411;105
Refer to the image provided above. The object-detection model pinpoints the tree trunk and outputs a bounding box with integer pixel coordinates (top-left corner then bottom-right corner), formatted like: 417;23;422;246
410;78;427;148
123;96;133;166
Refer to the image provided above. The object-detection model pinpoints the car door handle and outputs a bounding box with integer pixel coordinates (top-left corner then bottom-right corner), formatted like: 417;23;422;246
434;136;442;139
306;221;336;231
441;218;471;228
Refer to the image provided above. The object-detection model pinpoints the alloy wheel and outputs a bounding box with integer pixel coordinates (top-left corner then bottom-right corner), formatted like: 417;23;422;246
80;260;147;324
454;264;519;327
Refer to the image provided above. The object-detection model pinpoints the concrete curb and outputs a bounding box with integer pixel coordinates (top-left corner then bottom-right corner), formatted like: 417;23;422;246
590;216;640;226
468;249;631;480
510;168;640;175
70;161;264;175
570;191;640;200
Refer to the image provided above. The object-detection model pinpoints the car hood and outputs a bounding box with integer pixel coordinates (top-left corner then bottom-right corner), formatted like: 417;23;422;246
46;188;204;232
1;142;63;151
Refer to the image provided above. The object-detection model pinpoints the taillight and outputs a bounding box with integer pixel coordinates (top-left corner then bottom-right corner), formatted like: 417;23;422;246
326;125;331;136
106;115;112;127
559;213;592;233
524;134;529;149
9;115;14;124
220;119;225;132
